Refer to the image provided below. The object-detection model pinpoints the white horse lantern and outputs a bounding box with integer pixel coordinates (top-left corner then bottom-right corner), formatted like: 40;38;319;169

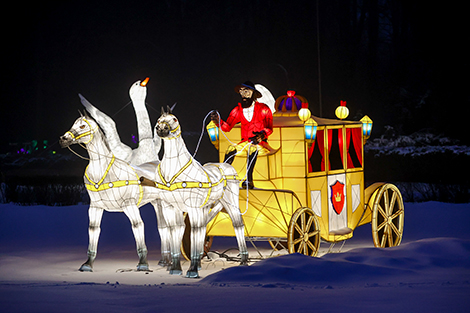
59;114;163;271
79;78;171;267
145;106;248;278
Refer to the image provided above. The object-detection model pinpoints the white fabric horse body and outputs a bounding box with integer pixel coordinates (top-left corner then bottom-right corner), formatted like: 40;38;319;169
59;115;166;271
152;108;248;278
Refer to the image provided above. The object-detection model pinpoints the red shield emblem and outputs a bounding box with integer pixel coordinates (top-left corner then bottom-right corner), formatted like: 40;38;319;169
330;181;345;215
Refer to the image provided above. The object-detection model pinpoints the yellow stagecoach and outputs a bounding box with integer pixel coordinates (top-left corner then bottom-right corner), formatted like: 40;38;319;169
183;93;404;259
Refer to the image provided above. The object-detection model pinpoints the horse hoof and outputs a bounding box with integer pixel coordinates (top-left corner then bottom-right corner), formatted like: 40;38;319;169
79;264;93;272
170;269;182;275
239;261;249;266
158;260;170;267
137;263;149;271
185;271;199;279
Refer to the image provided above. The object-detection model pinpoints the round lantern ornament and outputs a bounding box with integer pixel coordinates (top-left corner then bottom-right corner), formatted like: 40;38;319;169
298;105;311;122
335;100;349;120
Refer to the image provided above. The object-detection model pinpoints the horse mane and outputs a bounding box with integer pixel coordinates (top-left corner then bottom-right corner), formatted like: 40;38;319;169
81;114;111;152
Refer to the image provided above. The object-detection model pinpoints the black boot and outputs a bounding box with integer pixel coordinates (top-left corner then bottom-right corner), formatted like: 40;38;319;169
224;149;237;165
242;151;257;189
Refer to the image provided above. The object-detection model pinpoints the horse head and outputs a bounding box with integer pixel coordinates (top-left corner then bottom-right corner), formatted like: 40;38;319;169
60;113;100;148
155;104;180;139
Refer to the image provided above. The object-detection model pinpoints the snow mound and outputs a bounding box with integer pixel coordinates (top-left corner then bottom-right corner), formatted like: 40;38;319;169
365;128;470;156
201;238;470;286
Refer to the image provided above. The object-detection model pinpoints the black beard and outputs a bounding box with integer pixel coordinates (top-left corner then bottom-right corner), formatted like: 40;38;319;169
241;96;254;108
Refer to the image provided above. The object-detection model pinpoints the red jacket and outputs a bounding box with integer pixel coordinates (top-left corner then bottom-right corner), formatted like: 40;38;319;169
219;102;273;144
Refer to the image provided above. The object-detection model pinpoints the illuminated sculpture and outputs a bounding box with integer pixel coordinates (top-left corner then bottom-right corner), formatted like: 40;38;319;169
142;106;248;278
80;78;171;267
205;89;404;257
59;114;163;271
210;82;276;189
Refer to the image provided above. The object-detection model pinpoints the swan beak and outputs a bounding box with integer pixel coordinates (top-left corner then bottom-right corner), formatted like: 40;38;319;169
140;77;150;87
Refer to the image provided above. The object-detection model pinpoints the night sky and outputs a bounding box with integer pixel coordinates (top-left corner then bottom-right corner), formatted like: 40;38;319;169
2;1;466;158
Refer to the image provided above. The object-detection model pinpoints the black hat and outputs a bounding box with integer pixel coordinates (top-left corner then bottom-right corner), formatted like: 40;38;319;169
235;81;262;99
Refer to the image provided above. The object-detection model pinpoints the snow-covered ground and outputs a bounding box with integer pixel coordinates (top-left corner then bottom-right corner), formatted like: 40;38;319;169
365;127;470;156
1;201;469;312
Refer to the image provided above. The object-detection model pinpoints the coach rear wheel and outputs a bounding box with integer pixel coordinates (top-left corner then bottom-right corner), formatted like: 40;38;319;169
371;184;405;248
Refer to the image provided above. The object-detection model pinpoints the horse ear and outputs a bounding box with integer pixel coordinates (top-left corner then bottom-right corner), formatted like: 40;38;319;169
170;102;177;113
78;110;84;117
161;106;165;115
167;105;172;114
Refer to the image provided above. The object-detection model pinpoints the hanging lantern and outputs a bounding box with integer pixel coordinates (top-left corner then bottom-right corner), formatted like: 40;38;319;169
275;90;309;116
304;118;318;143
335;100;349;120
206;120;219;147
360;115;373;141
298;104;311;122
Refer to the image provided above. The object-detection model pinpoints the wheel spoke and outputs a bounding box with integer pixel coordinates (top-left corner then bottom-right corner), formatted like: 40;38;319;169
380;225;388;247
390;209;403;220
297;241;304;254
377;204;387;219
306;215;314;231
377;220;387;231
389;191;397;213
389;221;400;237
308;230;320;238
307;240;317;253
293;237;303;245
300;212;306;231
387;227;393;247
383;189;390;215
295;223;303;234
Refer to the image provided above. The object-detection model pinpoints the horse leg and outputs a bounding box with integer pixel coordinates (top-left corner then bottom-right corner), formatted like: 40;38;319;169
186;210;206;278
162;204;184;275
220;184;249;266
80;205;103;272
205;202;223;225
123;205;149;271
152;200;171;267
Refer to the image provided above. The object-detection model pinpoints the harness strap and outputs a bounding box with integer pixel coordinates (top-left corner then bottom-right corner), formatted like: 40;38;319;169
157;158;193;185
85;156;116;186
152;162;238;207
84;155;144;206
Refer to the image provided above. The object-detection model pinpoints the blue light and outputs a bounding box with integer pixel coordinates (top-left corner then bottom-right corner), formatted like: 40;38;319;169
305;125;317;141
363;123;372;137
208;127;218;142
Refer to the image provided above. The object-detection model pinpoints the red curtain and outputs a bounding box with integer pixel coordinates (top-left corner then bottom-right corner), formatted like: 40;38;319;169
307;129;325;172
352;128;363;167
308;143;314;172
338;128;345;169
318;130;325;171
345;128;351;168
327;129;333;170
345;128;363;168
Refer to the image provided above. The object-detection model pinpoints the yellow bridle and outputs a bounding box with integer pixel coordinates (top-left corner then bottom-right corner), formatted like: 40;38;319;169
66;118;99;144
